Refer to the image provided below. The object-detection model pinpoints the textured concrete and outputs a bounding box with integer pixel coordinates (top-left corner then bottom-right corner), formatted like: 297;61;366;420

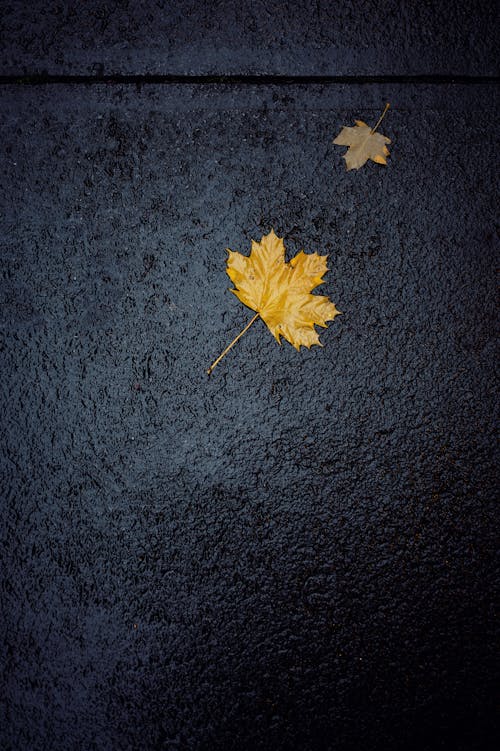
1;0;499;77
0;83;498;750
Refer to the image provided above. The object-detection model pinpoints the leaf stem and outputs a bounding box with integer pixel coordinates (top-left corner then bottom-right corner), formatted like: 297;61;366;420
371;102;390;134
207;313;260;375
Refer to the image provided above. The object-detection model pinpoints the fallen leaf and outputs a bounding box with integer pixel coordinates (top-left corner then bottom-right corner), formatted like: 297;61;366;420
207;230;340;374
334;102;391;171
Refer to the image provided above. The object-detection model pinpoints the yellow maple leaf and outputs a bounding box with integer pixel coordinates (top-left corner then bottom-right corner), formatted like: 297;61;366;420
207;230;340;374
334;103;391;170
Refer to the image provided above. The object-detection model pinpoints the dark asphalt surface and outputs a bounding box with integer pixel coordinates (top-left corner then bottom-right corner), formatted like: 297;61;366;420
1;3;499;750
1;0;499;77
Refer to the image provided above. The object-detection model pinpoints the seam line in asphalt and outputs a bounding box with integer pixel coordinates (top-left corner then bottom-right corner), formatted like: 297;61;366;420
1;74;499;86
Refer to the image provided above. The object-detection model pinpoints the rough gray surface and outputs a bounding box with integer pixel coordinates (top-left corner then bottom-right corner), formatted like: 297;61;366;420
0;0;499;77
1;84;498;750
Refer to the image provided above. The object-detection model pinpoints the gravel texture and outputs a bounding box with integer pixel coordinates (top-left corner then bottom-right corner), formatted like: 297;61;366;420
0;82;498;750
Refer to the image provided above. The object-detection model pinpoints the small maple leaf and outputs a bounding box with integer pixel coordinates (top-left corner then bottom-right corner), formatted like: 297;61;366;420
334;102;391;171
207;230;340;374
